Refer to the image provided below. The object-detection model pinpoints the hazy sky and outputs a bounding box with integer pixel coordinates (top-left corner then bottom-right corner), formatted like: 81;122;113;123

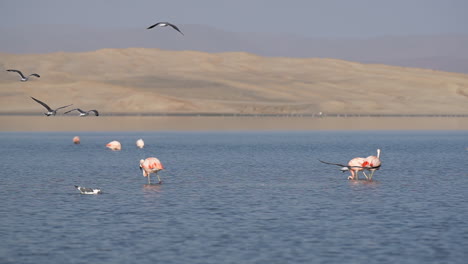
1;0;467;38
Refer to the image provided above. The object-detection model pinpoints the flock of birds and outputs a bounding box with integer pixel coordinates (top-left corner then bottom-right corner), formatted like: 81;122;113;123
5;21;184;194
72;136;165;194
7;21;384;194
6;21;184;117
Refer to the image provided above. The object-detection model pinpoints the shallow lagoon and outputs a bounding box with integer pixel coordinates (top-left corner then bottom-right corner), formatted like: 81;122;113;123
1;131;467;264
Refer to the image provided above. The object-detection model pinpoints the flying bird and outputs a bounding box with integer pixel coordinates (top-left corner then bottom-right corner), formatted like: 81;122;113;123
74;185;102;195
147;22;184;35
319;149;382;180
140;157;165;184
7;69;40;81
30;97;73;116
64;108;99;117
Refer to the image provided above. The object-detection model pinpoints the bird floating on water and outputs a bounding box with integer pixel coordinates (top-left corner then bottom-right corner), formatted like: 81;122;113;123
319;149;382;181
64;108;99;117
147;22;184;35
73;136;80;144
140;157;165;184
7;69;40;81
74;185;102;195
30;97;73;116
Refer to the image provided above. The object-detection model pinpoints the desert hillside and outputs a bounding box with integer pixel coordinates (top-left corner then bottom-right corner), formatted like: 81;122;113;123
1;48;467;115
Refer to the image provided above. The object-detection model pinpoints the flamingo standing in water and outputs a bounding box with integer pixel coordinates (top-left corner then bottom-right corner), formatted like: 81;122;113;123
140;157;165;184
136;139;144;149
106;141;121;151
347;157;367;180
73;136;80;144
319;149;382;180
362;149;381;180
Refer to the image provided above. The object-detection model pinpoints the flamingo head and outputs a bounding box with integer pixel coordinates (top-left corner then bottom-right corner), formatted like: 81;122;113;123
139;159;144;170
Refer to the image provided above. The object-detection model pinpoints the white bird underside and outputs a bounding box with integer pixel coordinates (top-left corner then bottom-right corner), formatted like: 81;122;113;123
30;96;73;116
147;22;184;35
75;185;102;194
64;108;99;116
7;69;40;81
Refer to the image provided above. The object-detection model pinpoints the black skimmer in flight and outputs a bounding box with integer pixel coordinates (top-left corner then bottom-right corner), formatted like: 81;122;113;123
318;159;380;171
64;108;99;117
7;69;40;81
31;97;73;116
147;22;184;35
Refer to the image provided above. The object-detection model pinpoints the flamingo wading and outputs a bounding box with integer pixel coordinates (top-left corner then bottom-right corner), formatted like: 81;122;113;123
140;157;165;184
136;139;144;149
319;149;382;181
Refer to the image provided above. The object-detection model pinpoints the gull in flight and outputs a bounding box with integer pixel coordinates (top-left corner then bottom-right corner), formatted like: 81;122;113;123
74;185;102;195
147;22;184;35
64;108;99;117
7;69;40;81
31;97;73;116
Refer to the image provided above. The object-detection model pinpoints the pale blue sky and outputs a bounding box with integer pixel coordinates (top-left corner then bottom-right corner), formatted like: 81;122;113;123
1;0;467;38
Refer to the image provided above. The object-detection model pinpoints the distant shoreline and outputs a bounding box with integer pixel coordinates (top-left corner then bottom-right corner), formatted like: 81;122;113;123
1;112;468;117
1;116;467;132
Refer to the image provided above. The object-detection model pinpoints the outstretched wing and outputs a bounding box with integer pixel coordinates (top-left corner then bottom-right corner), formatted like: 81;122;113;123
168;23;184;35
318;159;347;167
147;22;161;29
55;104;73;111
29;73;40;78
88;110;99;116
31;97;53;111
319;159;381;170
64;108;79;114
7;69;25;78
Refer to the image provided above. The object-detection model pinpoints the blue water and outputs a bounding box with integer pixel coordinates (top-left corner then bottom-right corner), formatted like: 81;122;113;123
1;131;467;264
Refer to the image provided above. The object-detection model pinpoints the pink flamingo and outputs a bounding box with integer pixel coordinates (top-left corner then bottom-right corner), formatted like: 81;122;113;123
347;157;367;180
136;139;144;149
319;149;382;180
140;157;165;184
362;149;381;180
73;136;80;144
106;141;121;151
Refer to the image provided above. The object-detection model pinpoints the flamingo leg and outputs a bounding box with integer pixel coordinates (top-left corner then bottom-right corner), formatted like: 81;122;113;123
368;170;375;181
156;173;162;184
363;171;369;181
355;170;359;180
148;174;151;184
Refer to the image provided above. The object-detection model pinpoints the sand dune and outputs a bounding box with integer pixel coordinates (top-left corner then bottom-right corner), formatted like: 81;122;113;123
1;48;468;115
